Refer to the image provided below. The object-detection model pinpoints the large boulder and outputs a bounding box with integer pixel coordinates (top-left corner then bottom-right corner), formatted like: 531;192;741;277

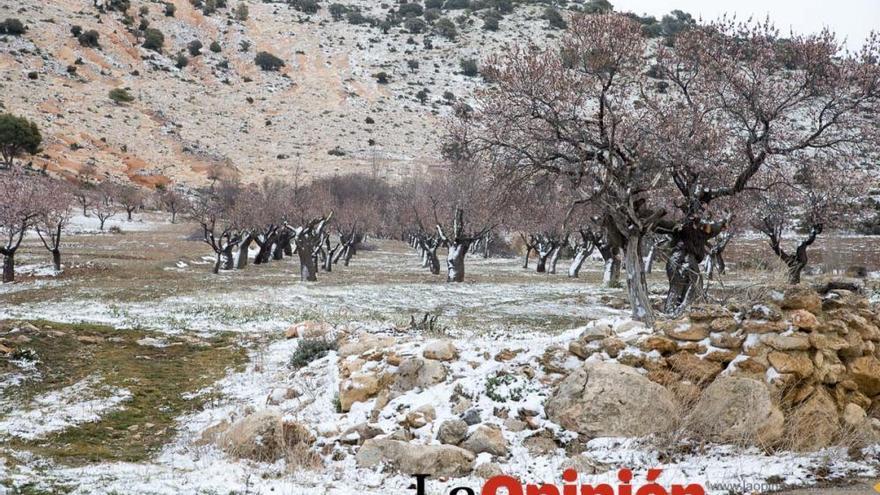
847;356;880;396
460;425;508;456
437;419;469;445
785;388;840;451
688;377;784;446
781;286;822;313
393;357;447;393
423;340;458;361
545;362;677;438
216;410;315;463
339;372;386;412
356;439;474;477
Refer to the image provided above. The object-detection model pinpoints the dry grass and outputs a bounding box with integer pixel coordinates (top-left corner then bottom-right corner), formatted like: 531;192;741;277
216;410;322;469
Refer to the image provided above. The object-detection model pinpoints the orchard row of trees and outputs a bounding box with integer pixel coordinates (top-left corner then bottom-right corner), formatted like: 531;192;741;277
438;13;880;324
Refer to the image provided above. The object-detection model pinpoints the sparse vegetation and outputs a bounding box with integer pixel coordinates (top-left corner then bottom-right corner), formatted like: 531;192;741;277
0;18;26;35
459;58;479;77
78;29;100;47
142;28;165;52
290;338;337;368
254;51;285;71
108;88;135;104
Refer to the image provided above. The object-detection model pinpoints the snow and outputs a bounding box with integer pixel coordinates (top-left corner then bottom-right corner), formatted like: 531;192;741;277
0;374;132;440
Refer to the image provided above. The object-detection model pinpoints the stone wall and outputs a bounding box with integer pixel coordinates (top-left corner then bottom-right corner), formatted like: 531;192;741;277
568;285;880;450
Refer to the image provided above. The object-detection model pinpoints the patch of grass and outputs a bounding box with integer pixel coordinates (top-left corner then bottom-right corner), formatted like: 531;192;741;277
0;321;248;465
290;338;336;369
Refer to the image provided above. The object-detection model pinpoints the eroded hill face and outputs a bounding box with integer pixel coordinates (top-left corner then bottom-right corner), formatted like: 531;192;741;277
0;0;557;186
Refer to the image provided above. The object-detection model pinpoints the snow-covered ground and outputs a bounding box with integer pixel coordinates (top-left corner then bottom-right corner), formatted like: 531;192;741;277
5;323;874;495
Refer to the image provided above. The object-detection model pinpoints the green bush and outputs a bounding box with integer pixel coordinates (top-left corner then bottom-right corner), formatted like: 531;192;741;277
0;113;42;167
290;338;337;368
398;3;424;17
404;17;427;34
584;0;613;14
70;25;83;37
291;0;319;14
109;88;135;104
434;17;456;39
209;40;222;52
425;0;443;8
443;0;470;9
543;7;566;29
235;3;248;21
142;28;165;52
374;71;390;84
254;51;285;71
78;29;100;47
164;2;176;16
482;13;499;31
175;53;189;69
329;3;349;21
0;18;26;35
459;58;478;77
188;40;203;56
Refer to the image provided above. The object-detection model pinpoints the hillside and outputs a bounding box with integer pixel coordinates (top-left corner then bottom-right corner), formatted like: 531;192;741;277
0;0;564;187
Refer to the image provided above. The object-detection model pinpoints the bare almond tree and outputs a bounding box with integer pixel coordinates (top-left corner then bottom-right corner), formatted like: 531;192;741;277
34;179;74;272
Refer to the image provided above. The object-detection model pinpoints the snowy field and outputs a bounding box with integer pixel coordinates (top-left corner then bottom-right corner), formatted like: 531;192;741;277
1;217;879;494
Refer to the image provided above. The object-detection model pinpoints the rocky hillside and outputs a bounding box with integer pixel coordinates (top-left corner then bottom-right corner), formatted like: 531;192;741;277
0;0;563;186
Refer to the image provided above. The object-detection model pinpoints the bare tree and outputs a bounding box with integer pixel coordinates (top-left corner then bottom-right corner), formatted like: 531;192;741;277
159;187;184;223
190;181;243;274
34;179;74;272
115;184;145;221
0;169;40;282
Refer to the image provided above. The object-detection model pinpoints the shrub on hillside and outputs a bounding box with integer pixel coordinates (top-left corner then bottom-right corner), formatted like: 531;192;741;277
543;7;566;29
175;53;189;69
142;28;165;51
290;338;337;369
434;17;457;39
404;17;427;34
290;0;319;14
188;40;203;56
398;3;424;17
70;25;83;38
109;88;135;104
78;29;100;47
0;18;25;35
164;2;176;16
210;40;222;53
329;3;348;21
254;51;285;71
459;58;479;77
443;0;470;9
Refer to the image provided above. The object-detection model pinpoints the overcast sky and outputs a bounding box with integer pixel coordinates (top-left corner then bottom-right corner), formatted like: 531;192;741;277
611;0;880;51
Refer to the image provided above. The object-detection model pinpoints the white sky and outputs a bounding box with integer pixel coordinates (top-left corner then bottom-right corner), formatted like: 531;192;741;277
611;0;880;51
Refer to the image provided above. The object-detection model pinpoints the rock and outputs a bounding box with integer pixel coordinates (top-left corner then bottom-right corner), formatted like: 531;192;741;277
285;321;329;339
76;335;103;344
452;398;472;415
761;333;811;351
461;409;481;426
545;363;677;438
423;340;458;361
741;320;789;334
541;346;576;374
710;332;745;349
786;389;839;451
809;332;849;351
688;377;784;446
561;454;608;475
266;387;299;405
461;425;508;456
216;411;315;462
667;352;723;385
614;320;647;334
523;432;557;455
503;418;526;432
736;357;769;374
703;349;738;363
847;356;880;396
393;358;446;393
688;304;731;321
781;286;822;313
709;317;738;333
494;349;520;361
0;344;12;355
768;351;814;379
405;405;436;428
638;336;678;355
356;439;474;477
437;419;468;445
474;462;504;479
843;403;867;428
601;337;626;358
341;423;384;445
747;303;784;321
578;323;613;342
659;320;709;341
816;277;864;293
789;310;819;330
568;339;596;360
20;322;39;332
338;334;396;358
339;372;385;412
